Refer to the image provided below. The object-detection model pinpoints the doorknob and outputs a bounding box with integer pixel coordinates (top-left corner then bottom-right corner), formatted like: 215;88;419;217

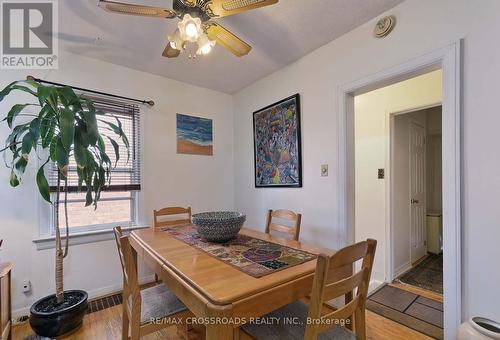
411;199;420;204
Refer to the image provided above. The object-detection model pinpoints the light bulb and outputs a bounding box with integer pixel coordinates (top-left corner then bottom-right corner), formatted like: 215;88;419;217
168;29;183;51
178;14;201;42
200;43;212;55
196;33;216;55
185;22;198;38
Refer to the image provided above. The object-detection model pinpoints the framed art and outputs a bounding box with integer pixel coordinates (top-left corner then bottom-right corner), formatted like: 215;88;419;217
176;113;213;156
253;94;302;188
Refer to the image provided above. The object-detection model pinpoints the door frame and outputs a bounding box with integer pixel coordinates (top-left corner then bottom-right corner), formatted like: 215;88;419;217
337;41;462;339
387;103;441;281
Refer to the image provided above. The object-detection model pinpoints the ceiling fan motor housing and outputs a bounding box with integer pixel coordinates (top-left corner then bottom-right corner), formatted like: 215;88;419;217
174;0;213;22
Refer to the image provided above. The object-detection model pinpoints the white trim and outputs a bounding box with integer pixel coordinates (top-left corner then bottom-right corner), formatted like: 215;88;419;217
33;225;149;250
337;40;462;339
394;261;413;279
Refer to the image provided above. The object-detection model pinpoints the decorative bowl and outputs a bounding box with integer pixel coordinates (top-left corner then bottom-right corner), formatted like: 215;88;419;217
192;211;246;243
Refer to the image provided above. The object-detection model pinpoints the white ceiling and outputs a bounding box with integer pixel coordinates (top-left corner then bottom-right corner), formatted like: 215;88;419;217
59;0;404;94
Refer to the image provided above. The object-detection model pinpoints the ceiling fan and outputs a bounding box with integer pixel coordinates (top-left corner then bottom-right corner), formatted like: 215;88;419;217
98;0;279;58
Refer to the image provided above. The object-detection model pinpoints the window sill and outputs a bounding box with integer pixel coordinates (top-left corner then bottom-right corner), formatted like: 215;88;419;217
32;225;150;250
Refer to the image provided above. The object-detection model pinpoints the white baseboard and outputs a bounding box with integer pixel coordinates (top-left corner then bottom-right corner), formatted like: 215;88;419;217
368;279;384;294
394;261;412;279
12;275;155;320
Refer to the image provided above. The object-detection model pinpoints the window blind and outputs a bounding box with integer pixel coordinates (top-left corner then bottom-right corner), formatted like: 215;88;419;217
49;95;141;192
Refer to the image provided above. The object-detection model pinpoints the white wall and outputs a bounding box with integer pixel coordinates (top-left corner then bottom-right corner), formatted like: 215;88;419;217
354;71;441;283
0;51;234;315
233;0;500;322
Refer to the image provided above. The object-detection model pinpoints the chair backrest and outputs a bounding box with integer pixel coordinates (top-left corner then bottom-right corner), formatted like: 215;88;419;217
265;209;302;241
153;206;192;229
113;227;140;309
304;239;377;340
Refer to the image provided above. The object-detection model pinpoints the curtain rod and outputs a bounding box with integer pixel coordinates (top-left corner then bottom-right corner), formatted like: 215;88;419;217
26;76;155;107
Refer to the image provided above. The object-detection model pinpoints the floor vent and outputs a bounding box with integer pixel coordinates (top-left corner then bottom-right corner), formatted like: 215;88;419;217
87;293;123;314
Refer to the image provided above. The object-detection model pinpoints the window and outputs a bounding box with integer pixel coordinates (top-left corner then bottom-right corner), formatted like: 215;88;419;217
49;96;141;234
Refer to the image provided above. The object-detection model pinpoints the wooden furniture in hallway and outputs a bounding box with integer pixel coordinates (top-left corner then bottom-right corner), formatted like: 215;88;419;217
265;209;302;241
153;207;192;229
0;263;12;340
241;239;377;340
129;226;349;340
113;227;191;340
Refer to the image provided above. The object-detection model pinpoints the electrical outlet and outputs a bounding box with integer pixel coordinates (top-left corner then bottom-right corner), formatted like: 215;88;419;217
321;164;328;177
22;279;31;293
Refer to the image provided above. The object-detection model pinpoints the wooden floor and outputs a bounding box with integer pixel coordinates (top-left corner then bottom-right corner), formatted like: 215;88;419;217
12;305;432;340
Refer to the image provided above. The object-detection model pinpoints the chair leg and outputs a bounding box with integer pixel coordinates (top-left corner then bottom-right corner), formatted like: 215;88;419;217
121;304;129;340
130;309;141;340
354;307;366;340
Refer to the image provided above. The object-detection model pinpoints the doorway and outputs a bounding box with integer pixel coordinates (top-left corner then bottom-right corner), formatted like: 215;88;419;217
337;41;461;338
391;106;443;297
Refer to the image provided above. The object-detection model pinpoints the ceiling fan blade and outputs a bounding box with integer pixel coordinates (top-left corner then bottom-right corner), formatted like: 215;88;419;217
162;44;181;58
206;22;251;57
98;0;177;18
208;0;278;18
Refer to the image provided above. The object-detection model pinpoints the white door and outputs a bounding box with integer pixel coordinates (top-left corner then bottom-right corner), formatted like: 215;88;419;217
410;122;427;263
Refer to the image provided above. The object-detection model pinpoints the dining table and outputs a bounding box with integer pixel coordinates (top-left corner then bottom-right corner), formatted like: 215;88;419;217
129;225;351;340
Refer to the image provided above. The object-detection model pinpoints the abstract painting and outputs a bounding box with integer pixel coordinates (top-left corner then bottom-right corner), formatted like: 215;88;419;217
176;113;213;156
253;94;302;187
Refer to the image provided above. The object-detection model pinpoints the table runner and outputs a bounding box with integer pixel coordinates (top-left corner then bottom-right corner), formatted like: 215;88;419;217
162;225;317;278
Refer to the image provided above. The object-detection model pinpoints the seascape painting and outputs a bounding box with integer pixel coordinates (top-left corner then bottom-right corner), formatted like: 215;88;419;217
253;94;302;187
176;114;213;156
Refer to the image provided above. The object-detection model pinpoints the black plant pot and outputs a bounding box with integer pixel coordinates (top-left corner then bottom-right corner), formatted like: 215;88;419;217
30;290;88;338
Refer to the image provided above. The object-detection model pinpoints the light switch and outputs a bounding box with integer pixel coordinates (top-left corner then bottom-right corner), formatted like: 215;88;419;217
321;164;329;177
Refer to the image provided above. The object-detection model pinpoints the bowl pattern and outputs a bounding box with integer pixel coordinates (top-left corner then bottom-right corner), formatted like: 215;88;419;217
192;211;246;243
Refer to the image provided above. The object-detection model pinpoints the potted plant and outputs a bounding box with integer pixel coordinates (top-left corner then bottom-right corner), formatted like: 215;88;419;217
0;79;129;337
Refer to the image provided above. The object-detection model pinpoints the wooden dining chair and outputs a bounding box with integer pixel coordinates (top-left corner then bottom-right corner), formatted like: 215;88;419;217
153;206;192;229
265;209;302;241
113;227;191;340
241;239;377;340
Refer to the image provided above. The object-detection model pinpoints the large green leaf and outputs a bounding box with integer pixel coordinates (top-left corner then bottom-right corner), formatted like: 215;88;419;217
97;135;106;152
49;136;58;162
73;132;87;167
6;104;31;128
29;117;40;144
15;157;28;174
21;132;35;155
107;137;119;167
0;81;18;102
56;137;69;168
37;85;56;106
9;170;19;187
36;163;51;203
60;108;75;150
57;86;78;107
12;84;36;96
41;116;55;148
83;110;99;145
85;187;93;206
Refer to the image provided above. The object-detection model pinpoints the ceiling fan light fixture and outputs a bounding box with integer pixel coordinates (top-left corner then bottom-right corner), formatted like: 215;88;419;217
168;29;184;50
178;14;202;42
196;32;216;55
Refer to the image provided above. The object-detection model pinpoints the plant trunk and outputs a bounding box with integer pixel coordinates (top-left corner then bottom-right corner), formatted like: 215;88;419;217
55;172;64;303
55;171;71;304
